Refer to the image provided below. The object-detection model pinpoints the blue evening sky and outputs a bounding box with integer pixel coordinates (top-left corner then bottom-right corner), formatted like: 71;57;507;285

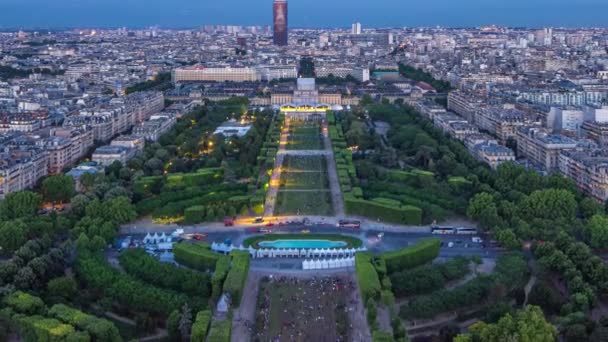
0;0;607;29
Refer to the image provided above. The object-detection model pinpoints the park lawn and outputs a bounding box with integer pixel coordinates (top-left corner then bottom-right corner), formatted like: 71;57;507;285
285;122;324;150
282;155;326;173
243;234;362;248
285;136;324;150
279;170;328;189
274;190;333;216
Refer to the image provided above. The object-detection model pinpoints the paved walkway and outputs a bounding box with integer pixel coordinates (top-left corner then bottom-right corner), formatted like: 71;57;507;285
323;120;345;216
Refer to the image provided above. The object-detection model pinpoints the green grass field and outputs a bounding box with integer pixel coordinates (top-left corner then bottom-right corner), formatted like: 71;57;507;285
275;190;333;216
285;123;324;150
276;154;332;215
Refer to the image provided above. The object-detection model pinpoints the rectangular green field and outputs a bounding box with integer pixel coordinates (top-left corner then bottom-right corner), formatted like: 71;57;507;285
274;190;333;216
279;171;328;189
285;123;323;150
282;155;326;172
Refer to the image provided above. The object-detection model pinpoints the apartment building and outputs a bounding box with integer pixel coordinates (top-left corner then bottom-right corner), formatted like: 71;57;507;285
474;107;526;143
559;150;608;202
515;126;578;172
43;127;94;174
0;146;48;199
172;65;261;83
315;66;370;82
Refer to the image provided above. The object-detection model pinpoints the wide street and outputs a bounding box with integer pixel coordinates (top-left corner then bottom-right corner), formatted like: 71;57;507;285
117;222;500;265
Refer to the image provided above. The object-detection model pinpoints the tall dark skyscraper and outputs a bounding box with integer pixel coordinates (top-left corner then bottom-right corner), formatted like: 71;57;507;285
273;0;288;46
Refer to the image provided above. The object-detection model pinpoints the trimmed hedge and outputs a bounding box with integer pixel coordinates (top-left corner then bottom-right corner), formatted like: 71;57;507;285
173;242;219;271
190;310;212;342
48;304;122;341
165;168;223;188
207;319;232;342
75;254;198;316
344;197;422;225
355;252;381;302
184;206;206;224
382;238;441;274
211;256;231;301
222;251;250;306
118;249;211;298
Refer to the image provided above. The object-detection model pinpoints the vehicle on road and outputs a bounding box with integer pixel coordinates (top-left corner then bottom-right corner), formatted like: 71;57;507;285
431;226;455;234
337;220;361;229
260;227;272;233
265;222;275;227
301;229;311;234
472;236;483;243
247;228;261;233
254;217;264;223
223;217;235;226
183;233;207;241
456;227;477;235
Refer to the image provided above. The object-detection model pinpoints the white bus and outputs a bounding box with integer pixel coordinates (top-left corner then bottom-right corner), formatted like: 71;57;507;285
431;226;455;235
456;227;477;235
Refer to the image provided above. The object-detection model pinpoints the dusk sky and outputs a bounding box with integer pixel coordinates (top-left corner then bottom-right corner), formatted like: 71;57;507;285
1;0;607;29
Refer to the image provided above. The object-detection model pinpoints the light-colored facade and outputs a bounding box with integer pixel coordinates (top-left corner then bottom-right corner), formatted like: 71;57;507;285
515;126;578;172
0;147;49;199
559;150;608;202
172;66;261;83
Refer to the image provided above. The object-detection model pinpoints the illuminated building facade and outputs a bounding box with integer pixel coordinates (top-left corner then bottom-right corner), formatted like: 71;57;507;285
273;0;288;46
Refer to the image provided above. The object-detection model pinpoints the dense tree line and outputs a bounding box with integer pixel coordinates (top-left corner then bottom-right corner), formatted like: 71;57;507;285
125;72;172;94
389;257;472;297
398;63;452;93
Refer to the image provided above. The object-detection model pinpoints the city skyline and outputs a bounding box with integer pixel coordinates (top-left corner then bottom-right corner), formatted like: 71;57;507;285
1;0;608;29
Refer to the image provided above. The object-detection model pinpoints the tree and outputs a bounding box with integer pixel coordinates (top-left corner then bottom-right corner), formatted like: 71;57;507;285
178;303;192;341
13;266;37;290
70;194;91;218
47;276;77;299
0;220;28;253
0;191;41;219
580;198;603;219
41;175;75;205
520;189;577;221
467;193;501;230
75;233;91;252
495;229;520;250
456;306;556;342
106;196;137;223
584;215;608;249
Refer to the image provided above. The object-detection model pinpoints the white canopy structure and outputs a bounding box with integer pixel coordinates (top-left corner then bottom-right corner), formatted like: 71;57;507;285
301;257;356;270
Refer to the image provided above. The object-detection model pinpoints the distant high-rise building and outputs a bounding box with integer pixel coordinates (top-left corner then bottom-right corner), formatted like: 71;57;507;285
273;0;288;46
351;22;362;35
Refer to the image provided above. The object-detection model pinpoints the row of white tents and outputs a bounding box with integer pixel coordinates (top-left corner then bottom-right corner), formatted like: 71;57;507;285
209;242;367;259
253;247;365;259
302;257;355;270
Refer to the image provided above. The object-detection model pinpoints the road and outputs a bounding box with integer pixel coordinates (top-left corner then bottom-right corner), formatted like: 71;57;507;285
117;224;500;261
